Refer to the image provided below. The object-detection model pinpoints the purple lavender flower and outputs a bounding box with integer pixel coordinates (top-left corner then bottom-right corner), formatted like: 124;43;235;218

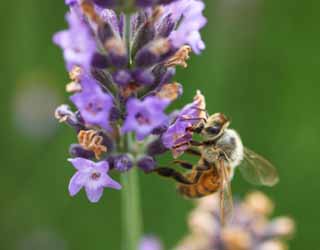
162;0;207;54
176;192;295;250
92;0;179;8
162;90;206;157
113;154;134;172
54;0;208;203
70;75;113;131
53;10;96;70
139;236;163;250
121;96;170;140
68;158;121;203
137;156;156;173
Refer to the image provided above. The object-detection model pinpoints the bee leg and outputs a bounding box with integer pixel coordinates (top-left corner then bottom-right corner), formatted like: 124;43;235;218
173;160;193;169
152;167;197;185
173;140;203;149
195;165;210;171
185;148;201;156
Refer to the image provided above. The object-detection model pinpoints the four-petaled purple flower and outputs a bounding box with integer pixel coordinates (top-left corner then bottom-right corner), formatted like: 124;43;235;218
122;97;170;140
53;10;96;70
70;75;113;131
68;158;121;203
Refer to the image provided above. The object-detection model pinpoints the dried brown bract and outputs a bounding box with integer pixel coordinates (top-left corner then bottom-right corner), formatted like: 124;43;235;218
157;82;182;101
165;45;192;68
77;130;107;159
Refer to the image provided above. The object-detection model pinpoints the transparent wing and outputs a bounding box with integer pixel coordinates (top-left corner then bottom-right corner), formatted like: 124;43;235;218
239;147;279;187
219;159;234;226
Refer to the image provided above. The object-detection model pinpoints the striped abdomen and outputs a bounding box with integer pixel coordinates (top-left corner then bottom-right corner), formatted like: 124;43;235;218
177;168;221;198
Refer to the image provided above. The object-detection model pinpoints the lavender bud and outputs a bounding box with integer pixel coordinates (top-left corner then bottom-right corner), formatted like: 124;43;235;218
131;21;156;57
109;106;121;121
113;154;133;172
91;53;110;69
264;217;295;239
135;0;155;7
135;47;159;67
133;69;155;85
147;137;168;156
109;53;128;68
98;22;115;44
157;14;175;37
137;156;156;173
54;105;84;132
113;70;132;86
153;66;176;87
107;155;115;169
152;124;168;135
93;0;116;9
98;131;114;152
69;144;95;159
135;39;170;67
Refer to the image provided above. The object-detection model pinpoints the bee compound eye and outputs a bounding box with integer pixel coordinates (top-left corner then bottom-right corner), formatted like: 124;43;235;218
206;125;221;135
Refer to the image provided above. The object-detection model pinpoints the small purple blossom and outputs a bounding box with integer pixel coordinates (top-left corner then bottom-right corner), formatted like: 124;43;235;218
163;0;207;54
53;10;96;70
162;90;206;157
137;156;156;173
121;97;170;140
113;154;134;172
68;158;121;203
70;75;113;131
139;236;163;250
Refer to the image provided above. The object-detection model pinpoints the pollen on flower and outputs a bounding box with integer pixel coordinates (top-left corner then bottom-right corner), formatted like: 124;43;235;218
165;45;192;68
157;82;183;101
66;81;82;93
80;0;102;24
69;66;83;82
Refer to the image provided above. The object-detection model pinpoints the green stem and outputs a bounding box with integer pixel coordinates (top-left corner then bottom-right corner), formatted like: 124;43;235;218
120;135;143;250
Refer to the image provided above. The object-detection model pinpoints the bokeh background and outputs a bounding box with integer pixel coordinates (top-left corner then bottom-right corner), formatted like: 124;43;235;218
1;0;319;249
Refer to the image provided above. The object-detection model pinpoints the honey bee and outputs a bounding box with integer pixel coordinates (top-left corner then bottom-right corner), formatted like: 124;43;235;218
153;112;279;223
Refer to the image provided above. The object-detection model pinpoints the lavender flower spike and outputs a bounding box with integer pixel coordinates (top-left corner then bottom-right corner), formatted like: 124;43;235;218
68;158;121;202
121;96;170;140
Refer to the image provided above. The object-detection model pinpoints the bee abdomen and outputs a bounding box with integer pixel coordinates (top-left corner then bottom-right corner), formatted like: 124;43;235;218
177;174;220;198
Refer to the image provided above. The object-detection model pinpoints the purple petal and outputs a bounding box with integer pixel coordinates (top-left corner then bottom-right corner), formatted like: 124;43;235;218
102;175;122;190
68;172;84;196
95;161;110;172
85;186;104;203
68;158;93;170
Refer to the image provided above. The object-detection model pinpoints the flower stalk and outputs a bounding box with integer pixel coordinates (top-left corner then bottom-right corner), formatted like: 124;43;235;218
119;133;142;250
121;168;143;250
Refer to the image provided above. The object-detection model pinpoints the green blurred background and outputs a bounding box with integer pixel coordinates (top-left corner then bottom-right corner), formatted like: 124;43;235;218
1;0;319;249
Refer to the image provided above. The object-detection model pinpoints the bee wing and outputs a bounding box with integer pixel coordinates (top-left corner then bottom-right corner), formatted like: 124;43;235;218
219;159;234;225
239;147;279;187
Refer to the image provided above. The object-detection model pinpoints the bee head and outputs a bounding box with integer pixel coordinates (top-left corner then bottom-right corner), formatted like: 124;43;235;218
202;113;230;140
